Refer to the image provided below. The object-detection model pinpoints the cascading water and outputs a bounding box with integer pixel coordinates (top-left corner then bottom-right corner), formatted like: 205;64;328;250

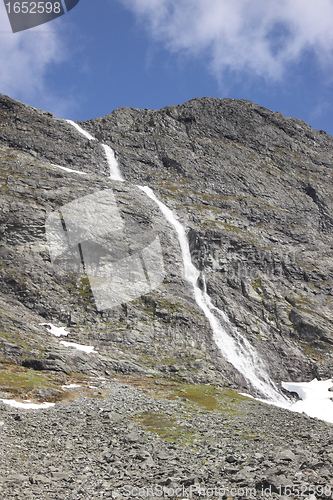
138;186;286;402
66;120;124;181
101;144;125;181
66;119;287;403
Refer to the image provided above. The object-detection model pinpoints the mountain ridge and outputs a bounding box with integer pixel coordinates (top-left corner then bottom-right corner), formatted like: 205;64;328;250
0;93;333;396
2;93;333;499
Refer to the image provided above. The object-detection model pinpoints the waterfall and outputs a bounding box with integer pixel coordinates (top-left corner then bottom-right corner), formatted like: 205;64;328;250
138;185;286;402
101;144;125;181
65;118;286;402
51;117;333;422
66;120;124;181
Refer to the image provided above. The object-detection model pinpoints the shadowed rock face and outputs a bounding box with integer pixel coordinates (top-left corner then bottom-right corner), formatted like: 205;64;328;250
0;94;332;394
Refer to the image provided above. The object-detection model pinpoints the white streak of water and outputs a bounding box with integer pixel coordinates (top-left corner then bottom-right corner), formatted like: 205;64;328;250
138;185;286;402
66;120;124;181
62;118;333;422
102;144;125;181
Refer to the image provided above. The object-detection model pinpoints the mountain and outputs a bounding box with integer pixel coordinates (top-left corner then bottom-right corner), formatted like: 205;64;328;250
1;94;333;498
1;94;333;396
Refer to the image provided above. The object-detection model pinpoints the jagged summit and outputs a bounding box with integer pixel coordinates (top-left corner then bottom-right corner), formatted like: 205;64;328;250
87;95;332;149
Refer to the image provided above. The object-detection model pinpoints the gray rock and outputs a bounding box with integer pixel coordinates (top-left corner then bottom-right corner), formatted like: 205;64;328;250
276;449;297;461
125;431;140;443
50;472;71;481
31;387;62;402
140;456;156;468
0;379;332;499
29;475;52;484
3;474;27;483
241;280;262;304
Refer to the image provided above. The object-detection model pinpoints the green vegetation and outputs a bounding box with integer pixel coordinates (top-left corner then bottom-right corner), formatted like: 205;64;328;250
127;380;255;448
0;364;58;397
172;384;220;411
0;363;107;403
135;411;192;443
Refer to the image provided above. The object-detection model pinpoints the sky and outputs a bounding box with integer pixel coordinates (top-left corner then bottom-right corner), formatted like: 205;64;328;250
1;0;333;135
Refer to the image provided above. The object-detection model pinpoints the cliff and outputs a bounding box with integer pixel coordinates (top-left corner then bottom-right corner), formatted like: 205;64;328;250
1;95;333;393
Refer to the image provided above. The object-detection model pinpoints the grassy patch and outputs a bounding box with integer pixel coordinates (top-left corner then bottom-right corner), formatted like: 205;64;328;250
251;277;262;294
116;376;251;415
173;384;220;410
130;381;254;447
0;365;51;393
0;363;106;403
136;412;179;440
171;384;250;413
135;410;198;446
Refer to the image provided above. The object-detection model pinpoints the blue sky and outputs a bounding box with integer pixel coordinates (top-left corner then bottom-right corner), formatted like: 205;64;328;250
1;0;333;135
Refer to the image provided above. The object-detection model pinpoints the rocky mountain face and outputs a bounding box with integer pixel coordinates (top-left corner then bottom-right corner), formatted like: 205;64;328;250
0;94;333;397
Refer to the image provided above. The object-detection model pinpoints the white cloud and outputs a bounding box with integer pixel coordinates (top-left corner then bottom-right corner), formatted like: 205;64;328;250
0;2;69;112
119;0;333;80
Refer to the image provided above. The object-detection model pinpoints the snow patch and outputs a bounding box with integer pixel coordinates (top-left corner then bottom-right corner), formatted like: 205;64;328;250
41;323;69;337
51;164;87;175
66;120;96;141
243;379;333;424
61;384;81;390
282;379;333;424
60;341;95;353
0;399;55;409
